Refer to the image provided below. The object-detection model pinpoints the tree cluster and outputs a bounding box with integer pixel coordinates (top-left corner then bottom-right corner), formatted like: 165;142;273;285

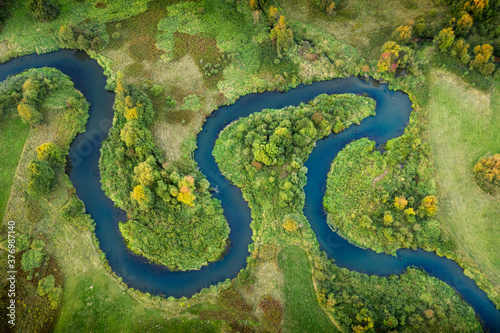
313;260;482;332
0;68;80;125
1;233;63;331
58;22;108;51
376;41;413;74
100;78;229;271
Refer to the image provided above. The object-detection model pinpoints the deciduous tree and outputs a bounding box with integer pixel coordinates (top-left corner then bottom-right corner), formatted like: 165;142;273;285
434;28;455;53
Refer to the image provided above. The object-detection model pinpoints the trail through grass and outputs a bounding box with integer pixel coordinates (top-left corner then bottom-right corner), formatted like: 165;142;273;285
428;69;500;294
278;246;340;333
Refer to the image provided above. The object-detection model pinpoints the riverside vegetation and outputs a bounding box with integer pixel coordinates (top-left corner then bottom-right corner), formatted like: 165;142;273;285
0;0;498;331
214;94;481;332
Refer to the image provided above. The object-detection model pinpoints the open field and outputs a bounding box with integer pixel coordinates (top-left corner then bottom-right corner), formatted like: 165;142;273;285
0;116;29;220
278;246;340;333
428;69;500;297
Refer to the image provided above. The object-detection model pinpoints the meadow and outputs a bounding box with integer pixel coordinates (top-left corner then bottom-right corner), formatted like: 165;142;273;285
428;70;500;302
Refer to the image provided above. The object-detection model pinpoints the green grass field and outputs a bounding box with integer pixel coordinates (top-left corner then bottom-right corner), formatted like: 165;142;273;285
428;69;500;298
0;116;29;220
278;246;340;333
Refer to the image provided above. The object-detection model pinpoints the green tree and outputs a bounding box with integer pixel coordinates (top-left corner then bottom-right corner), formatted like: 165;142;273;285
434;28;455;53
451;39;471;64
120;120;144;147
470;44;495;75
134;158;157;186
27;0;59;22
21;249;43;272
37;275;55;296
27;159;55;196
36;142;65;170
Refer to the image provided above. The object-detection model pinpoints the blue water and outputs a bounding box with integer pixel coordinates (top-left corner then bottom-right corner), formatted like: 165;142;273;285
1;50;498;332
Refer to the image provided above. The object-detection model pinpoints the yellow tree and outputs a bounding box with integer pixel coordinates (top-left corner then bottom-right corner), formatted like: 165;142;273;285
456;13;473;35
36;142;65;169
130;185;154;210
470;44;495;75
269;15;293;55
421;195;437;216
176;175;196;206
396;22;413;44
283;217;298;232
394;195;408;210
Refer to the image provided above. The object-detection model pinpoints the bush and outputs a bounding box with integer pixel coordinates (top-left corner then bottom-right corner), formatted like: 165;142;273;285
473;154;500;195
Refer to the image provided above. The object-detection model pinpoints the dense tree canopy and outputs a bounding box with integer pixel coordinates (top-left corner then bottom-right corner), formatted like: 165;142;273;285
100;79;229;270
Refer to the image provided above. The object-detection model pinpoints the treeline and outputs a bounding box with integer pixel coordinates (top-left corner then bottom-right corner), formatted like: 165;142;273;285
100;77;229;271
311;254;482;332
375;0;498;77
324;114;455;255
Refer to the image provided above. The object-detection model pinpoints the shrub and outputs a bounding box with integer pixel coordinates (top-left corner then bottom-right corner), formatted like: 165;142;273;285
473;154;500;195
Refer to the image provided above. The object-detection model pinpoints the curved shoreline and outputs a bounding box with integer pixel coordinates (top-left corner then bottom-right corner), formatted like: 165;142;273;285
1;50;498;331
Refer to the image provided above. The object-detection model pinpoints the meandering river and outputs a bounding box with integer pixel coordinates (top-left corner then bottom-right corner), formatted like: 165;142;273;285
1;50;498;332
